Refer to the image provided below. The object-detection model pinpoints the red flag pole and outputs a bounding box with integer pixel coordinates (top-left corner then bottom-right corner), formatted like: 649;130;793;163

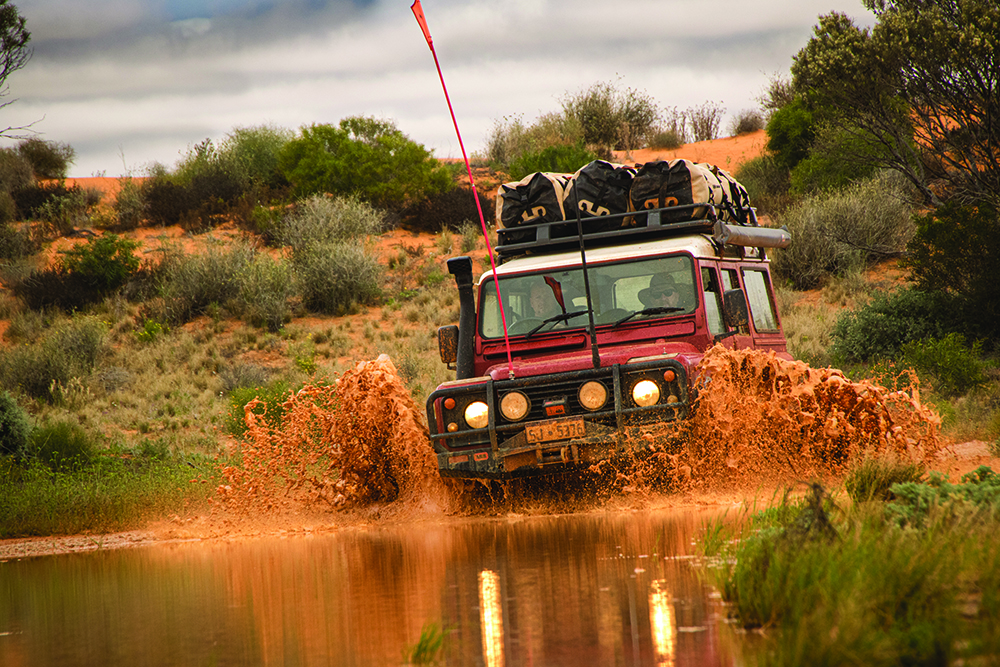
411;0;514;378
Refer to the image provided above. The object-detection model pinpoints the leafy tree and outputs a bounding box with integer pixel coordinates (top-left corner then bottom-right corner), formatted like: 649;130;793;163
278;116;452;209
0;0;30;136
765;97;815;171
16;137;75;179
791;2;1000;207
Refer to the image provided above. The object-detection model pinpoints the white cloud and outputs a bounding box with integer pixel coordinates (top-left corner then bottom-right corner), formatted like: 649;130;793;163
1;0;875;176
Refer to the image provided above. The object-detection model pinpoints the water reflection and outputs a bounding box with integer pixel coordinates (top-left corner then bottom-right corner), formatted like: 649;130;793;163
0;509;736;666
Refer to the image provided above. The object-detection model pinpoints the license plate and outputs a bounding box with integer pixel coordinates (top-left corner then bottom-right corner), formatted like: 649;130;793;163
525;418;586;444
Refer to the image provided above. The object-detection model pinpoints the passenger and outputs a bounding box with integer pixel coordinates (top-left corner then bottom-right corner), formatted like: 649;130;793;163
638;274;683;310
528;282;562;319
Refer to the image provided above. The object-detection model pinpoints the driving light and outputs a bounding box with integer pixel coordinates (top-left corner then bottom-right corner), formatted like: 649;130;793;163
464;401;489;429
500;391;530;421
578;381;608;411
632;380;660;407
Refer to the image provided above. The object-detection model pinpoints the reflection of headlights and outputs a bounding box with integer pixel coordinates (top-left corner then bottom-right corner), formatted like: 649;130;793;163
578;381;608;411
500;391;529;421
464;401;489;428
632;380;660;406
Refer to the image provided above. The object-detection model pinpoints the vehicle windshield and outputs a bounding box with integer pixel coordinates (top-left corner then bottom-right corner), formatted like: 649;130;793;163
479;254;697;339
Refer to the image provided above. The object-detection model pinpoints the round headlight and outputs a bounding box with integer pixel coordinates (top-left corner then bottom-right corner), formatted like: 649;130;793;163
500;391;530;421
632;379;661;407
578;381;608;411
464;401;489;429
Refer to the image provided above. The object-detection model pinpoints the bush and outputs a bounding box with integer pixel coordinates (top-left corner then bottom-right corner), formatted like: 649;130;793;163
157;243;256;324
0;148;33;197
728;109;766;136
735;153;794;216
140;170;196;227
831;288;956;364
0;316;107;400
277;194;384;251
17;138;75;180
111;176;146;230
0;219;37;259
901;333;989;397
765;97;816;170
400;185;492;233
844;455;924;502
789;126;890;195
561;80;660;152
225;379;292;437
507;143;597;181
218;124;293;190
293;242;382;315
62;233;141;294
905;201;1000;342
29;420;96;471
772;172;915;289
236;253;296;332
278;117;453;209
0;390;31;457
688;101;725;141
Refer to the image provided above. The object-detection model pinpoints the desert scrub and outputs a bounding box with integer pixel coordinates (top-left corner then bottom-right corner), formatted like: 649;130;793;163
771;171;915;290
702;474;1000;666
0;441;220;538
0;316;108;400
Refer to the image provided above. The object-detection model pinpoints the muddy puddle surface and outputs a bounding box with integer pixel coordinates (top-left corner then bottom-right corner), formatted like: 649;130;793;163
0;348;949;665
1;509;739;666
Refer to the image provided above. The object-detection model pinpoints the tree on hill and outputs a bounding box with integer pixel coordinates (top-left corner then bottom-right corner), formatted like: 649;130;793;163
789;1;1000;208
277;116;453;210
1;0;31;137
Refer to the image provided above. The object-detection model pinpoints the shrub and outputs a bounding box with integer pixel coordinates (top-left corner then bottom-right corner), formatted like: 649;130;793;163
561;80;660;151
0;317;107;400
728;109;765;136
900;333;989;397
830;288;956;364
278;116;453;209
62;233;141;294
218;123;293;189
236;253;296;332
293;242;382;315
140;171;196;227
34;189;91;235
218;361;270;394
0;148;33;197
507;143;597;181
905;201;1000;342
277;194;384;250
0;390;31;457
399;186;492;233
844;455;924;502
16;138;76;180
765;97;816;170
225;379;291;437
735;153;794;216
111;176;146;230
771;172;915;289
688;101;725;141
157;243;256;324
0;219;37;259
29;420;96;471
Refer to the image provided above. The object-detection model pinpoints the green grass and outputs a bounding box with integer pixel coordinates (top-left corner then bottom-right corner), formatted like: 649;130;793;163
701;470;1000;666
0;446;219;538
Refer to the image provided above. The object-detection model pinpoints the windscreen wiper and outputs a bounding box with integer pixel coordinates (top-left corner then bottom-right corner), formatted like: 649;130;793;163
525;310;589;338
612;307;684;328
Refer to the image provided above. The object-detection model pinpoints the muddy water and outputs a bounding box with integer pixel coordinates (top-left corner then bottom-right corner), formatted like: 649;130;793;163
0;509;737;667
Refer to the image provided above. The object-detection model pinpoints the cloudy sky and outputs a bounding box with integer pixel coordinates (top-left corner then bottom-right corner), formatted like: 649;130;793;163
0;0;875;177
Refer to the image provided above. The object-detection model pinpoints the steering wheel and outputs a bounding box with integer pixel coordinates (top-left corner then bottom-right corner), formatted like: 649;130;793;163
508;318;545;335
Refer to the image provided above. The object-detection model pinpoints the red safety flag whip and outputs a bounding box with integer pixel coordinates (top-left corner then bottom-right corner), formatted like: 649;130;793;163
411;0;515;379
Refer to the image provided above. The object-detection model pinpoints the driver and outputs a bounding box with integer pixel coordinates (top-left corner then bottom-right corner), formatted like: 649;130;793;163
638;274;682;309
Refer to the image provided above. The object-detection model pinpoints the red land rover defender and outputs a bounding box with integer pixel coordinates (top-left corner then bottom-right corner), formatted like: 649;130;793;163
427;203;791;479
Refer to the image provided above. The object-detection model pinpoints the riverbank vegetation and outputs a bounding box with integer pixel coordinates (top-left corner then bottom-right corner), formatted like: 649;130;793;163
701;459;1000;665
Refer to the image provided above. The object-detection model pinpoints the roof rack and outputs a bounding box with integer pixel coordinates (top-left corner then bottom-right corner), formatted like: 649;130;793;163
495;204;721;260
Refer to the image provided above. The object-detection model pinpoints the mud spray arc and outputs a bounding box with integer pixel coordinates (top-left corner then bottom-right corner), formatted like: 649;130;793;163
214;347;941;515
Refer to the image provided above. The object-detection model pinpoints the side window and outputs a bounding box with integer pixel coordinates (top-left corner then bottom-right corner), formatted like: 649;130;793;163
700;267;725;336
742;269;779;332
720;269;739;292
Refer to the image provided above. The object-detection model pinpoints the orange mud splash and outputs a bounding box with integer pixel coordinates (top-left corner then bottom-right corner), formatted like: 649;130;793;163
216;354;456;516
650;346;942;489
